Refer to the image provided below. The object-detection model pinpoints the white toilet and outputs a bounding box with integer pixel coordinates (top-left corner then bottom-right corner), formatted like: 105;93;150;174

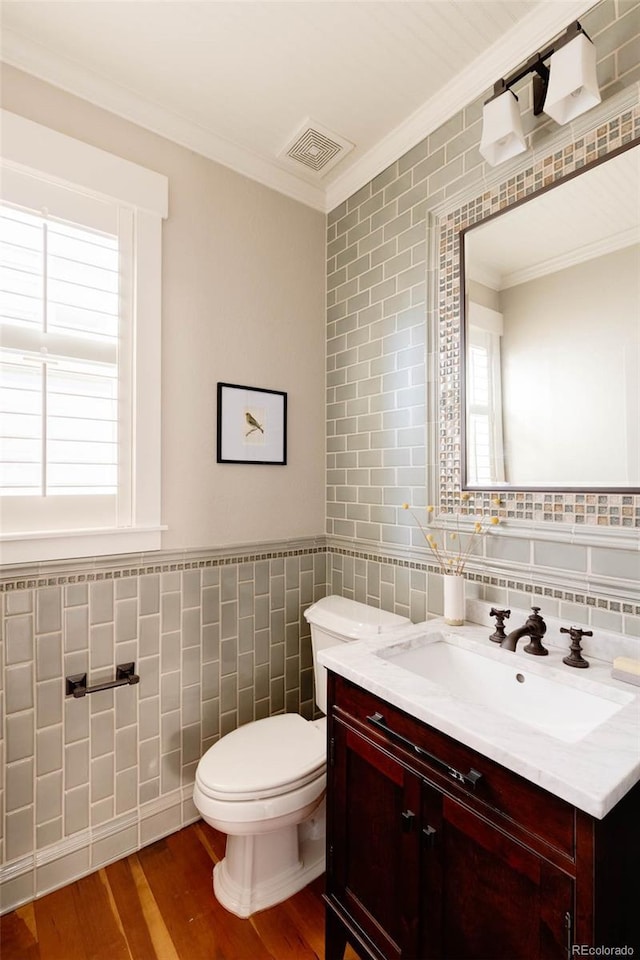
192;595;411;917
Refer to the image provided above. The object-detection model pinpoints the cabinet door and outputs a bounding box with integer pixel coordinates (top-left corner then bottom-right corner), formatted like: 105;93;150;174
328;720;421;960
421;783;574;960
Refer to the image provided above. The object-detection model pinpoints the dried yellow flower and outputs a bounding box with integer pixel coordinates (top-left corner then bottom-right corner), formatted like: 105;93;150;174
402;503;409;510
490;516;500;525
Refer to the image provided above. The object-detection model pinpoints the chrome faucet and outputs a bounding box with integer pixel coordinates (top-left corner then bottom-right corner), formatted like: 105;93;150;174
500;607;548;656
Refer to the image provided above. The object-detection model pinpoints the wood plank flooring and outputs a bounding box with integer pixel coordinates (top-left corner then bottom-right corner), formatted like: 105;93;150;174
0;822;360;960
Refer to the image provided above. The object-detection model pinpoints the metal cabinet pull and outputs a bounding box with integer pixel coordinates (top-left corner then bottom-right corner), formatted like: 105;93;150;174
422;825;437;848
366;712;483;790
402;809;416;832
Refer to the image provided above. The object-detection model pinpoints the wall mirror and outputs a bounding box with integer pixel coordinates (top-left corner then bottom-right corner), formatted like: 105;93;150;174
461;141;639;493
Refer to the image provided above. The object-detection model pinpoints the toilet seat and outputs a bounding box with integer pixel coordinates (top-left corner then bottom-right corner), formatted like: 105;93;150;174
195;713;326;802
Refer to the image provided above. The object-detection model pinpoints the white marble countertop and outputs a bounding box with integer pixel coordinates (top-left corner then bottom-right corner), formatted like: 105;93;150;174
319;617;640;820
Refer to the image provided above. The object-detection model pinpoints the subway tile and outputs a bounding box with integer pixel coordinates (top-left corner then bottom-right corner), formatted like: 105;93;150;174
90;582;114;625
161;671;180;713
106;694;134;736
161;630;180;672
64;784;89;835
6;757;34;812
6;806;34;860
139;738;160;782
182;683;201;726
65;740;89;790
182;607;201;648
90;754;114;804
220;674;237;713
37;818;62;850
138;697;160;741
6;616;34;664
64;695;89;743
139;575;160;616
182;724;201;765
161;572;180;593
6;590;33;616
65;606;89;653
221;601;238;639
160;752;181;794
161;593;181;633
36;724;62;777
90;623;114;670
37;587;61;635
91;796;114;827
115;598;137;643
36;678;62;728
7;711;34;763
90;711;114;758
139;615;160;658
183;569;201;609
116;768;137;815
115;578;138;601
182;646;200;686
139;779;159;805
202;623;220;664
36;770;63;824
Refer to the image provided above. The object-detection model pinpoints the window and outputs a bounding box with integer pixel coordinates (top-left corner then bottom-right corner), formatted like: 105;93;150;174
0;110;167;564
466;303;505;486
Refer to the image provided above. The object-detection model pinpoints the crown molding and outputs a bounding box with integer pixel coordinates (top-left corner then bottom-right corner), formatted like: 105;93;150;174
1;0;599;215
325;0;597;211
0;29;327;212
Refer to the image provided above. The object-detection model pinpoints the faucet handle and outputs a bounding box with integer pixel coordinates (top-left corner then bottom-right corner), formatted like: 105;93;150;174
560;626;592;669
489;608;510;643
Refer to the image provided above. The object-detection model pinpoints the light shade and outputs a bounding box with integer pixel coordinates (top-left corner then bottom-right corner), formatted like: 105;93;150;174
479;90;526;167
544;33;601;125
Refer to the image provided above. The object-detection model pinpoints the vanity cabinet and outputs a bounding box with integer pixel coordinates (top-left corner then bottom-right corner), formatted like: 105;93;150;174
325;672;639;960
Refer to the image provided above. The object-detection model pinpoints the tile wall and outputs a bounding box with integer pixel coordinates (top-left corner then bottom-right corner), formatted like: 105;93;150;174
325;0;640;626
0;544;328;911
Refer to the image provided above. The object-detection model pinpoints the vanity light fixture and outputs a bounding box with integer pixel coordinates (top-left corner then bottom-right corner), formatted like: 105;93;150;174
480;20;601;167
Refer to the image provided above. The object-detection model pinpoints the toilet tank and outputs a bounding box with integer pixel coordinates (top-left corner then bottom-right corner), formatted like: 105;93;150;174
303;596;411;714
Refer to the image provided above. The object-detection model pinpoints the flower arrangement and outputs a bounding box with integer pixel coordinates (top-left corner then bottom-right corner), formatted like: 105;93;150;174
402;495;501;576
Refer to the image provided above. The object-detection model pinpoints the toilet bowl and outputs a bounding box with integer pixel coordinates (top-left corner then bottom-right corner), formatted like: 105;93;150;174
193;595;411;917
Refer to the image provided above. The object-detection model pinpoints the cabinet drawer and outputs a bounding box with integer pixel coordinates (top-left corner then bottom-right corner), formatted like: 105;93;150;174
331;674;576;861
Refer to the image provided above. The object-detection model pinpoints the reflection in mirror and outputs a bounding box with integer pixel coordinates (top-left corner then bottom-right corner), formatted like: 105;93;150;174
462;142;639;492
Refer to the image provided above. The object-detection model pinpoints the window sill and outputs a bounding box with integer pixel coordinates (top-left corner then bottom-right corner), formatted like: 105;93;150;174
0;526;166;566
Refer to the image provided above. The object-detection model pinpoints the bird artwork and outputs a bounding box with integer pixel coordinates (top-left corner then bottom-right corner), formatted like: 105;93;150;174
245;411;264;436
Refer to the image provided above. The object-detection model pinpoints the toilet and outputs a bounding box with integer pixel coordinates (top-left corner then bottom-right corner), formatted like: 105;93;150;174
192;595;411;917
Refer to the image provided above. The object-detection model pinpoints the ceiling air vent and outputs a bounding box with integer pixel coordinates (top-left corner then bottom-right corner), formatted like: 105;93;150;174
279;120;354;178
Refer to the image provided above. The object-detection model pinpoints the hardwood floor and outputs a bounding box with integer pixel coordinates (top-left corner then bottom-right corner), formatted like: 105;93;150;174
0;822;360;960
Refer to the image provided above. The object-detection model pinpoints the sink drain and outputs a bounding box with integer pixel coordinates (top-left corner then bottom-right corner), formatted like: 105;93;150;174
515;673;525;683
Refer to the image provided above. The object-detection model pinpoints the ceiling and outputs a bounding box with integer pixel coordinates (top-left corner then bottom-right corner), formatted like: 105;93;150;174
1;0;597;212
466;144;640;289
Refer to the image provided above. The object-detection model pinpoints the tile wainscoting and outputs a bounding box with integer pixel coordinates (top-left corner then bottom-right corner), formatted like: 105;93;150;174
1;531;637;913
0;539;328;913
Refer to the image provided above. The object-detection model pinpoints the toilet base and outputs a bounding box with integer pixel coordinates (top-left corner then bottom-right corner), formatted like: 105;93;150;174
212;804;326;917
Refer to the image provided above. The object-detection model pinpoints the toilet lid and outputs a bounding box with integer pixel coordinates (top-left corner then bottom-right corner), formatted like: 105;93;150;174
196;713;326;801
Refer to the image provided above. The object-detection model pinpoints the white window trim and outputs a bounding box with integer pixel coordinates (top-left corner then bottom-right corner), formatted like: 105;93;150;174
0;110;168;565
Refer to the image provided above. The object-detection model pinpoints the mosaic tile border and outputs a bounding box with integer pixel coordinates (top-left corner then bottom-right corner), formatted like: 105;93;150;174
328;544;640;618
437;104;640;528
0;545;329;593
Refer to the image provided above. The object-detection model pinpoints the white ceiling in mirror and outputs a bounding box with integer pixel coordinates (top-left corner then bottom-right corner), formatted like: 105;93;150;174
465;144;640;290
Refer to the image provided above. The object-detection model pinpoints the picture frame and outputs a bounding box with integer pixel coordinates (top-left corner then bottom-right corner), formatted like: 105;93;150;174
216;382;287;465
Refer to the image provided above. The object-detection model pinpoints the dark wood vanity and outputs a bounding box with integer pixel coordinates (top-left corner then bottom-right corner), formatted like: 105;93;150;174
324;672;640;960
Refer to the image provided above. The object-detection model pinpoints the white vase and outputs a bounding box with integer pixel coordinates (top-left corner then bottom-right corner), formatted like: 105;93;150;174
443;574;465;625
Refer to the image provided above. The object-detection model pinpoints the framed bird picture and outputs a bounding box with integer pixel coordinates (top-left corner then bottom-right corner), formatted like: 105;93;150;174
216;382;287;465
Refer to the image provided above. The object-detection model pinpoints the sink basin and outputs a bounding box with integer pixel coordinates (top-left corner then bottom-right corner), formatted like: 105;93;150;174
377;634;633;743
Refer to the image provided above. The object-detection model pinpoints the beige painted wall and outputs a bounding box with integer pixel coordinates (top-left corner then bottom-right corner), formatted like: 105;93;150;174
1;65;326;550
